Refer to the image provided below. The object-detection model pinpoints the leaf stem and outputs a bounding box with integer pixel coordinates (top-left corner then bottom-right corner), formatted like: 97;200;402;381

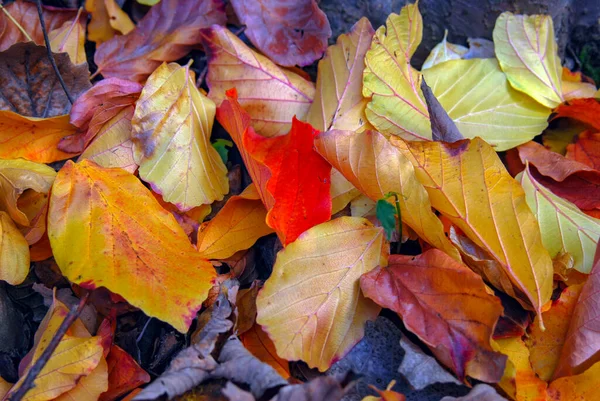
0;3;32;42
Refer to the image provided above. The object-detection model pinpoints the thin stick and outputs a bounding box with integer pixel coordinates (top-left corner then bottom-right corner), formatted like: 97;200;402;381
0;3;33;42
8;294;89;401
35;0;74;104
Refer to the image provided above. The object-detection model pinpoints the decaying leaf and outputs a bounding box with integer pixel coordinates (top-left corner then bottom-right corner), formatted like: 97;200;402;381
240;324;290;380
0;42;90;117
256;217;388;371
440;384;507;401
49;8;87;65
48;160;217;332
197;184;273;260
419;77;462;143
230;0;331;67
314;129;460;260
361;250;506;382
204;25;315;137
393;137;553;316
566;131;600;170
493;12;563;108
94;0;226;82
0;211;29;285
132;62;228;211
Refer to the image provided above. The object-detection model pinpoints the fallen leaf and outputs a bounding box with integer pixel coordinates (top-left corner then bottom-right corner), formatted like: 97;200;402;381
422;30;467;70
420;77;462;143
240;324;290;380
270;375;352;401
49;8;87;65
314;129;460;260
526;284;583;381
566;131;600;170
548;360;600;400
86;0;135;44
0;377;11;399
203;25;315;137
132;62;228;211
330;170;361;215
554;244;600;378
493;12;563;108
462;37;495;59
364;381;406;401
350;194;377;218
47;160;217;332
552;98;600;130
440;384;507;401
542;119;588;154
230;0;331;67
94;0;226;82
561;68;597;101
197;184;274;259
361;250;506;382
55;357;109;401
398;336;460;389
518;165;600;273
0;211;29;285
0;42;91;117
0;0;78;51
17;190;49;245
553;251;589;286
243;117;331;245
99;345;150;401
494;337;548;401
393;137;554;316
256;217;388;371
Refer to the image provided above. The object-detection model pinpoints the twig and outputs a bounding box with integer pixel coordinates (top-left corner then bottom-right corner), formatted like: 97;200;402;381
8;294;89;401
35;0;73;104
0;2;33;42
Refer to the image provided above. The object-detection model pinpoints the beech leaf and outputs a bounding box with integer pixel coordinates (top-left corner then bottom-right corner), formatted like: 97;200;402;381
256;217;388;371
552;98;600;131
49;8;87;65
132;62;228;211
566;131;600;170
548;360;600;400
0;211;29;285
561;68;597;101
230;0;331;67
47;160;217;332
422;30;467;70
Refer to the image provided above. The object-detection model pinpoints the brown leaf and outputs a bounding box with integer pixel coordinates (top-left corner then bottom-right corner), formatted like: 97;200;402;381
270;374;352;401
0;42;91;117
229;0;331;67
420;77;463;143
360;249;506;382
94;0;226;82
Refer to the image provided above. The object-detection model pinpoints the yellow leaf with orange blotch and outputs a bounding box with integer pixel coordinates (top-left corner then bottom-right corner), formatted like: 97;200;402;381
0;212;29;285
548;360;600;401
0;158;56;227
256;217;388;372
132;62;228;211
0;112;77;163
197;184;274;260
561;68;597;101
55;357;108;401
203;25;315;137
493;12;563;108
315;129;460;260
494;337;548;401
49;8;87;65
393;137;553;316
47;160;217;332
86;0;134;44
240;324;290;379
526;284;583;381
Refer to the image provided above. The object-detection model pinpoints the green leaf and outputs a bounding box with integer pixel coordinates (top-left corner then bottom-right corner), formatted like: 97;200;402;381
376;199;396;240
212;139;233;164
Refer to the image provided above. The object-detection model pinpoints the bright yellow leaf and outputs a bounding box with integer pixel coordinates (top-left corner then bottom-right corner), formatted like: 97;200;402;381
330;169;361;214
49;8;87;65
86;0;134;44
493;12;563;108
204;25;315;137
518;165;600;273
256;217;388;371
393;137;553;317
48;160;216;332
315;129;460;260
0;112;77;163
0;211;29;285
422;30;467;70
197;184;274;260
548;360;600;400
55;357;108;401
562;68;597;101
132;62;228;211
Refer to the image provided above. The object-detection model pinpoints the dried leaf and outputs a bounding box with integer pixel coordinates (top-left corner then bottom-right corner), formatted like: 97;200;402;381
48;160;216;332
132;62;228;211
493;12;563;108
393;137;553;316
240;324;290;380
271;375;351;401
548;360;600;400
518;165;600;273
99;345;150;401
230;0;331;67
94;0;226;82
197;185;273;260
420;77;462;143
566;131;600;170
49;8;87;65
314;129;460;260
422;30;467;70
86;0;134;44
440;384;507;401
204;25;315;137
361;250;506;382
0;42;90;117
256;217;388;371
398;336;460;389
244;117;331;245
0;211;29;285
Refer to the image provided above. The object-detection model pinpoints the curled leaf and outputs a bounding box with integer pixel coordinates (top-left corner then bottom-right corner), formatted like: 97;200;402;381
0;212;29;285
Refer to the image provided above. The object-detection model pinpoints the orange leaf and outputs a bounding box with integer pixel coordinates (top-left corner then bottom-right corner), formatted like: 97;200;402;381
256;217;388;371
94;0;225;82
203;25;315;137
393;137;553;316
552;98;600;131
17;190;49;246
47;160;216;332
361;249;506;382
55;357;109;401
240;324;290;379
566;131;600;170
99;345;150;401
0;112;77;163
86;0;134;44
244;117;331;245
548;360;600;401
197;184;274;259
